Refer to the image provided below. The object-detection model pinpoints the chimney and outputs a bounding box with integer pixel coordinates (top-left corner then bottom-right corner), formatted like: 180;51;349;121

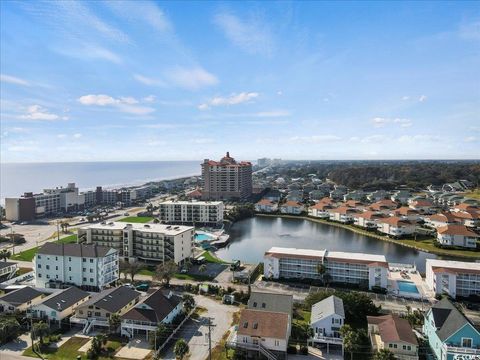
226;151;230;157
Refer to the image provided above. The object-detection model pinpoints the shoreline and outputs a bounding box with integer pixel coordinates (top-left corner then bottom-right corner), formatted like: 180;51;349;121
255;213;480;260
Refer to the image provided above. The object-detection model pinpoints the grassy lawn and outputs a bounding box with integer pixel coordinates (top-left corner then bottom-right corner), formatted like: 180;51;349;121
16;267;33;276
465;189;480;200
118;216;153;223
174;273;213;281
138;268;155;276
202;251;230;264
10;234;78;262
23;336;90;359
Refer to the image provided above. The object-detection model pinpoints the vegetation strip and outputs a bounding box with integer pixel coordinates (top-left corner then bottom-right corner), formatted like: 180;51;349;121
256;213;480;259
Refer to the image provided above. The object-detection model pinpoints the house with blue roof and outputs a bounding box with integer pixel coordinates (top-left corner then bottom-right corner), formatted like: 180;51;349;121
423;298;480;360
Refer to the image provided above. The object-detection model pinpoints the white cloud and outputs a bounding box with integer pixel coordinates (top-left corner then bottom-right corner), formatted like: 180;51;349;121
57;134;67;139
277;91;283;96
371;117;412;128
133;74;166;87
402;96;410;101
0;74;30;86
19;105;65;121
166;66;218;90
214;12;273;55
199;92;259;110
459;20;480;40
106;1;171;32
73;133;82;139
193;138;215;144
256;110;290;117
361;135;388;143
397;135;441;143
78;94;155;115
143;95;156;103
465;136;478;143
289;135;342;143
55;44;122;64
419;95;427;102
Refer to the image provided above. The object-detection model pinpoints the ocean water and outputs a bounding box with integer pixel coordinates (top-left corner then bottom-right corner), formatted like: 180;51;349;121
0;161;201;202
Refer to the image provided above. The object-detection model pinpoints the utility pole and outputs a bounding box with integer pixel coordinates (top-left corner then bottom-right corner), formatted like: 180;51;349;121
207;317;216;360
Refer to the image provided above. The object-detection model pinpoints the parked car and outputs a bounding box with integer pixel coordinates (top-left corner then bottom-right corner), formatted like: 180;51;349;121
124;212;130;216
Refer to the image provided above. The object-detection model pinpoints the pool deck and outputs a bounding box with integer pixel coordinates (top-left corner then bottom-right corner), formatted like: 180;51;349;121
388;271;434;300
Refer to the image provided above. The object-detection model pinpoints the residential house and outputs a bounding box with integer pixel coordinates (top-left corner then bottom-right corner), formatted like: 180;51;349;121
390;190;411;204
409;199;434;214
30;286;90;324
423;298;480;360
0;261;18;282
0;286;46;314
436;225;479;249
426;259;480;299
370;199;398;213
247;291;293;317
392;207;421;222
308;203;332;219
255;199;278;213
280;201;304;215
121;289;183;338
367;314;418;360
310;190;328;202
424;213;461;229
310;295;345;355
367;190;389;202
376;217;416;237
451;211;480;228
71;286;141;334
353;211;385;229
286;190;303;202
330;188;347;200
264;190;282;202
343;190;365;202
328;206;358;223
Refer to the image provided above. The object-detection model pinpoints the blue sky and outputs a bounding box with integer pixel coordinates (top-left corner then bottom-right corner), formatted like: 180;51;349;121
1;1;479;162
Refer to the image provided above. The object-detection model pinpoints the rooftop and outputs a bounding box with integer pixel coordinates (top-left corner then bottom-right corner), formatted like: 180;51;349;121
41;287;90;311
79;286;140;313
437;224;479;237
311;295;345;323
237;309;289;339
247;291;293;316
83;221;194;235
159;200;223;206
265;247;387;264
0;286;44;306
37;243;114;258
426;259;480;272
121;288;181;323
367;314;418;345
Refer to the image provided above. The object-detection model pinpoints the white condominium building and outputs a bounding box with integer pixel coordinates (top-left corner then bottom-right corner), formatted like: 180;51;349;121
264;247;388;290
78;222;194;265
425;259;480;299
34;243;119;291
158;201;224;226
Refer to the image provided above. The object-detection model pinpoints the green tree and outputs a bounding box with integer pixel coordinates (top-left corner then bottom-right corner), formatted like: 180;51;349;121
108;313;121;334
198;264;207;273
182;294;195;314
373;349;396;360
127;261;145;282
154;260;178;286
119;260;129;280
340;325;360;360
33;321;50;345
173;339;189;360
0;317;21;344
150;323;170;350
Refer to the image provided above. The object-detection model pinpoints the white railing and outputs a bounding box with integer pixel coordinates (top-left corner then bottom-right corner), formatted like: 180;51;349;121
311;335;343;344
444;344;480;355
227;341;278;360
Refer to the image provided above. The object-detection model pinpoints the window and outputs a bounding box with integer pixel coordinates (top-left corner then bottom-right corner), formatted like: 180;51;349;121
38;255;41;259
69;276;72;281
95;312;101;317
38;273;42;278
83;277;87;281
90;259;93;263
46;265;50;270
462;338;473;348
83;258;86;263
243;322;248;328
55;266;58;270
262;303;266;308
37;264;42;269
90;278;94;282
407;346;411;351
253;302;257;307
389;344;393;348
393;344;397;349
253;323;258;329
69;267;71;271
90;269;93;273
275;340;279;346
403;345;407;350
69;257;72;262
46;274;50;279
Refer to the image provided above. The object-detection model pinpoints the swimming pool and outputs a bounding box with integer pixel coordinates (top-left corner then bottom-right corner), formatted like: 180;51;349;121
195;233;214;241
397;280;419;294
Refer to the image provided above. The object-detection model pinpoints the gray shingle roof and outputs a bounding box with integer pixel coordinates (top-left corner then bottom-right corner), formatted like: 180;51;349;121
80;286;140;313
0;286;44;306
431;298;471;341
247;291;293;316
310;295;345;324
41;287;90;311
0;261;17;271
37;243;113;258
121;289;181;323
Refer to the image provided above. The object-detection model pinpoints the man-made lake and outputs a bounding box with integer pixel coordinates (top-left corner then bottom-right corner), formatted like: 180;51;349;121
215;216;460;273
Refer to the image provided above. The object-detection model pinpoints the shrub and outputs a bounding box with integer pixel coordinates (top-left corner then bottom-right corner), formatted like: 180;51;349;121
300;346;309;355
287;345;297;354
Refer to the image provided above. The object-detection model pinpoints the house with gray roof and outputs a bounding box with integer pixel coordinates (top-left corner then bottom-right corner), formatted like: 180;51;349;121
30;286;90;323
0;286;46;313
121;289;183;338
247;291;293;316
0;261;18;282
423;298;480;360
309;295;345;354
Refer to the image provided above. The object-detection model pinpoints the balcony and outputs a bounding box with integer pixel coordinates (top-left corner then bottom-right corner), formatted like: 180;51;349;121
311;335;343;345
443;344;480;355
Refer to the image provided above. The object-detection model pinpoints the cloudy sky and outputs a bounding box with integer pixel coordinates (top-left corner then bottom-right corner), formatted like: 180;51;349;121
1;1;479;162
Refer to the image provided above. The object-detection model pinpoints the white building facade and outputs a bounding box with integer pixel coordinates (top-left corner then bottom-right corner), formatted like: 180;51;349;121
158;201;224;226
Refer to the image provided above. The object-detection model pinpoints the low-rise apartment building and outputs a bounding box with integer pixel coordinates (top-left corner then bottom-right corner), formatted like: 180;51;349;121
255;199;278;213
370;199;398;213
308;203;332;219
425;259;480;299
78;222;194;265
280;201;304;215
391;207;421;222
376;217;416;237
436;224;479;248
328;206;358;223
158;200;224;226
34;243;119;291
424;213;461;228
264;247;388;290
353;211;385;229
367;314;418;360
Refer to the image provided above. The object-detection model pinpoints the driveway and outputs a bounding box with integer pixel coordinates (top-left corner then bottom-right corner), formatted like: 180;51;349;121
115;337;152;360
161;295;238;360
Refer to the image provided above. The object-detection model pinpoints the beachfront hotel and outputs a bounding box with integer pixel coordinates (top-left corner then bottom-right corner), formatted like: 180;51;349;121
425;259;480;299
201;152;252;201
263;247;388;289
78;222;194;265
158;200;224;227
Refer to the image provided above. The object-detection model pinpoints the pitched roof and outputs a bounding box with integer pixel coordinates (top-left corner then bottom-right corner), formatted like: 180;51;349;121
282;201;303;207
247;291;293;316
37;243;113;258
393;207;419;215
353;211;384;220
237;309;289;339
426;213;460;223
309;202;332;210
121;289;181;323
377;216;412;226
0;286;44;306
0;261;17;271
430;298;474;341
329;206;357;214
311;295;345;323
80;286;140;313
257;199;275;206
41;287;90;311
367;314;417;345
437;224;479;237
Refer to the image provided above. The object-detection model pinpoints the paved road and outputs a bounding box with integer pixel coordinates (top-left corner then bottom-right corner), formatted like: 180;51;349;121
161;295;238;360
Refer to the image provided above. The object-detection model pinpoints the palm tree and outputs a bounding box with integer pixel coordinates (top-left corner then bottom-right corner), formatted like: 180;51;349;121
33;321;50;345
340;325;360;360
198;264;207;273
173;339;189;360
0;249;11;262
108;314;121;334
182;294;195;314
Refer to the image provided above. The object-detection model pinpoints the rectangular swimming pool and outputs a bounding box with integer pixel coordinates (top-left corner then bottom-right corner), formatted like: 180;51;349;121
397;280;419;294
